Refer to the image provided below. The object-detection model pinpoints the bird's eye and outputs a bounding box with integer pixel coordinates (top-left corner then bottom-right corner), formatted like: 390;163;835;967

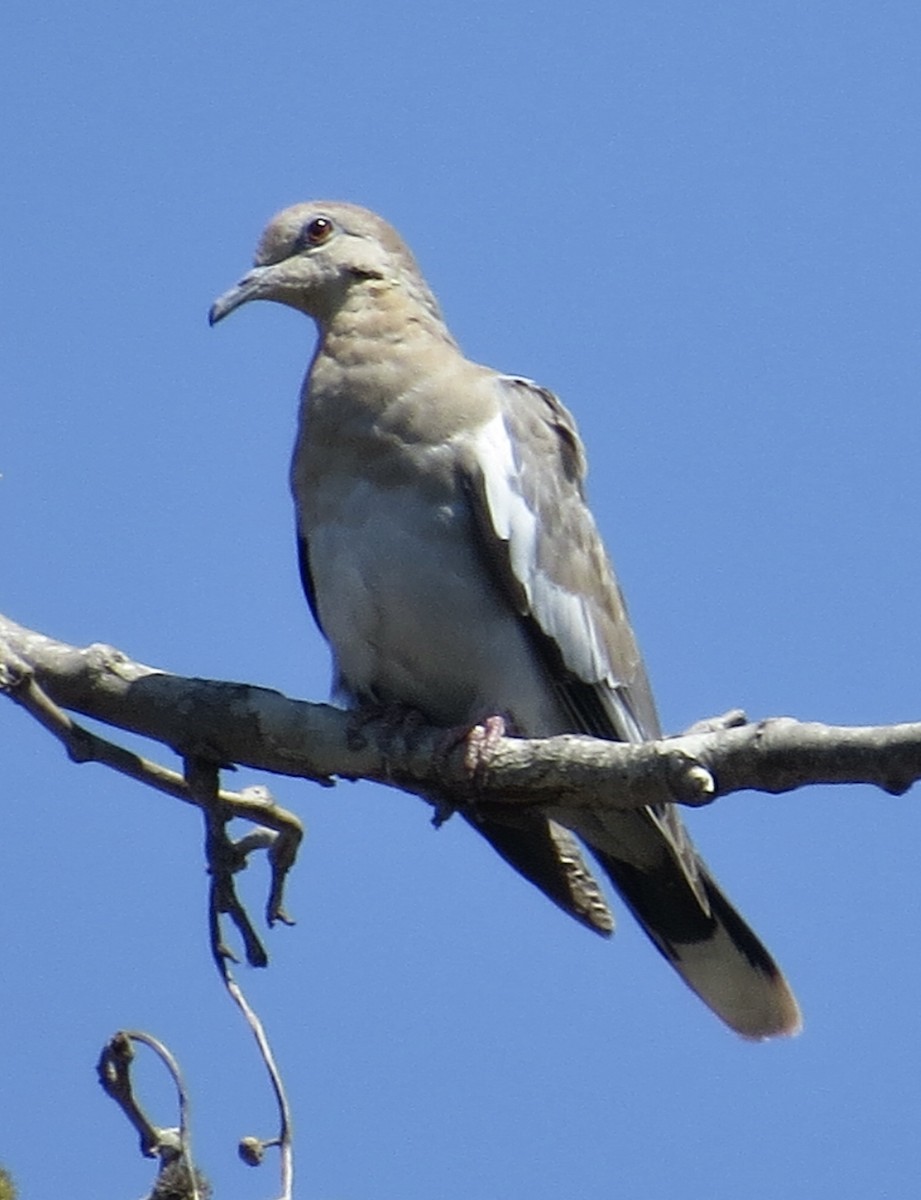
300;216;334;248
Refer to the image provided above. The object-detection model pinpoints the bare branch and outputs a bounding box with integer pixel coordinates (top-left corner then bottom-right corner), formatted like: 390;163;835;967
6;609;919;1193
3;611;920;819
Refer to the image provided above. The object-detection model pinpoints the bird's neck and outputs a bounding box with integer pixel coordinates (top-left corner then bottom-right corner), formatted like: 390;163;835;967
321;275;455;358
307;280;463;420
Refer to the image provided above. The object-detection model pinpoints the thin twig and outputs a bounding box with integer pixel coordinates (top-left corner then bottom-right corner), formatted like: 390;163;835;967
97;1030;206;1200
185;757;268;969
1;654;304;918
184;757;295;1200
225;971;295;1200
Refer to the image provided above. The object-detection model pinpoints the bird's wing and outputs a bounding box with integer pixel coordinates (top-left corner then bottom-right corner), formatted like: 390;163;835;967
462;374;660;743
456;375;801;1038
458;374;705;900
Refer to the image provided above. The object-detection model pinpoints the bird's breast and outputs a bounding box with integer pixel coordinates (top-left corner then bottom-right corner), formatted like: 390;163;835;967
292;429;561;732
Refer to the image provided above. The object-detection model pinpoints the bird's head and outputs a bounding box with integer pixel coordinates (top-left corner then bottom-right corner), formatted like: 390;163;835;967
209;201;442;328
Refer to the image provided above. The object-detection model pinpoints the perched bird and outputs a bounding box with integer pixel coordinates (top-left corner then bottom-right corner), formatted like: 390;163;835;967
210;201;801;1038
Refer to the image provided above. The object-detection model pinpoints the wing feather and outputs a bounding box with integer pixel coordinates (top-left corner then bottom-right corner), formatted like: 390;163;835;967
460;375;709;910
463;375;660;743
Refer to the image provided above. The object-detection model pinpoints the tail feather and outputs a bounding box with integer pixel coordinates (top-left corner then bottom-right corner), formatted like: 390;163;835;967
461;798;801;1038
597;850;802;1039
463;811;616;936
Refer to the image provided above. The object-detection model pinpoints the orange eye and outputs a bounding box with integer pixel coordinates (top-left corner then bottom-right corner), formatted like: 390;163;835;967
302;216;334;247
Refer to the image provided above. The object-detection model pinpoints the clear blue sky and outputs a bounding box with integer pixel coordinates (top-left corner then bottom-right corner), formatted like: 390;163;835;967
3;3;920;1197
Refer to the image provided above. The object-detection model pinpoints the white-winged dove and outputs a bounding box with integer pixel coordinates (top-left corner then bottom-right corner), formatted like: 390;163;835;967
210;201;801;1038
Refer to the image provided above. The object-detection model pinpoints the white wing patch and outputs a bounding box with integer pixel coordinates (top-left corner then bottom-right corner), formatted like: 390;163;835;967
471;411;620;691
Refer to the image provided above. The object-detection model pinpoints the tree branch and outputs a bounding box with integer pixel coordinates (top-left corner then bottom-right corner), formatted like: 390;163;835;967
2;611;919;817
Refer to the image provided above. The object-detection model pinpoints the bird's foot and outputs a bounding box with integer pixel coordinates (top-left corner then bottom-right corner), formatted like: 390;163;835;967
428;713;514;828
679;709;749;736
462;714;510;779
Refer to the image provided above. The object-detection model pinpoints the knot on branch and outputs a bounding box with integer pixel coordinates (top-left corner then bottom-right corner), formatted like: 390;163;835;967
665;752;717;805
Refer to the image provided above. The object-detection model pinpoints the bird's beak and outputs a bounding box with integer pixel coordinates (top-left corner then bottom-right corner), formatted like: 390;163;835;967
208;265;275;325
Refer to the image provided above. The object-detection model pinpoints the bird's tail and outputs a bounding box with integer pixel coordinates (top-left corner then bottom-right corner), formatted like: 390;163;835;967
464;799;800;1038
596;846;802;1039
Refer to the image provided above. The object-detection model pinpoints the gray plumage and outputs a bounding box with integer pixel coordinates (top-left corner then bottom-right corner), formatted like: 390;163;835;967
210;201;801;1038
